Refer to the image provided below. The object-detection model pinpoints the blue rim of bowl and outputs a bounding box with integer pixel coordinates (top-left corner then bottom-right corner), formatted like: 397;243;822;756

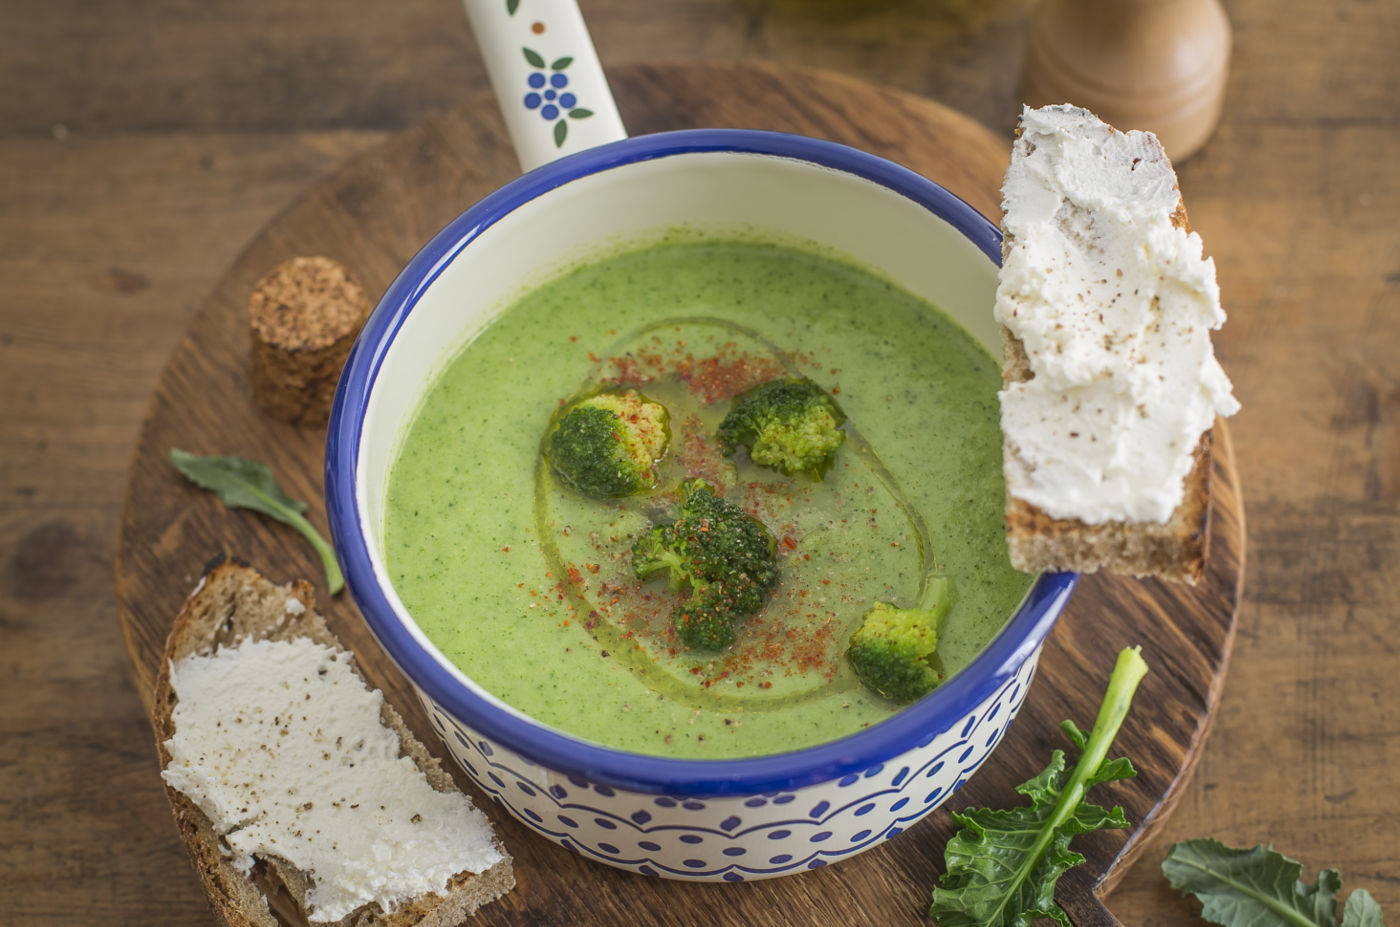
326;128;1078;797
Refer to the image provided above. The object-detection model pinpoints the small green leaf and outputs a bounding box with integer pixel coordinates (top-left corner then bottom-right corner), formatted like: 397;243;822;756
506;0;519;14
170;449;344;595
550;56;573;70
1059;718;1087;750
522;46;545;68
568;108;594;120
1342;889;1385;927
1163;839;1388;927
928;647;1148;927
553;118;568;147
1087;755;1137;788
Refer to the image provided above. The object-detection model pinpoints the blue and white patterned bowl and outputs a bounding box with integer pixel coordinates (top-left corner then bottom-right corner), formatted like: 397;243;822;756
326;130;1077;881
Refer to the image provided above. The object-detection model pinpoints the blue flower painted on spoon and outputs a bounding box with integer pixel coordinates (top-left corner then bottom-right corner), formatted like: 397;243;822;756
522;46;594;147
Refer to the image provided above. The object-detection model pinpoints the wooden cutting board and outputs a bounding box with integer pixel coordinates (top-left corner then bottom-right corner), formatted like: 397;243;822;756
114;61;1243;927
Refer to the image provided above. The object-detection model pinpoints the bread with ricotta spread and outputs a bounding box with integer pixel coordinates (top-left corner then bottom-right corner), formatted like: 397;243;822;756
153;556;514;927
996;104;1240;584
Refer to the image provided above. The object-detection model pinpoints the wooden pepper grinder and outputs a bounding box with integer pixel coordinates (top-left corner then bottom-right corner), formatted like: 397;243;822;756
1022;0;1231;160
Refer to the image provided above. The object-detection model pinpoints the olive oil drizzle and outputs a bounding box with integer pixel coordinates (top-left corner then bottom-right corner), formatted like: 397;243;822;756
534;317;936;713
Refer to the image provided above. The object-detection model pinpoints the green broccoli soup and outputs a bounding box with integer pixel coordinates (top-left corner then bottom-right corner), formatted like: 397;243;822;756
383;236;1033;758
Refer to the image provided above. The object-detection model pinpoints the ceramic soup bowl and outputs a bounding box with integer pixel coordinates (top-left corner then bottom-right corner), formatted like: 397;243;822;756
325;129;1076;881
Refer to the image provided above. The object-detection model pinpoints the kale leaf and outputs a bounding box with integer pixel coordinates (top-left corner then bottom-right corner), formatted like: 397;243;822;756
170;449;344;595
1163;839;1386;927
928;646;1149;927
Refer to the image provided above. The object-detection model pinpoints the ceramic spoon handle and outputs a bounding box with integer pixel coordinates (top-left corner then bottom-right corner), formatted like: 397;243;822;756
462;0;628;172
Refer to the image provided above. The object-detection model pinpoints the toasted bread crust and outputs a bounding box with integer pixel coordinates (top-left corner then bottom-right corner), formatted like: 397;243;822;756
1002;425;1213;583
999;122;1215;585
153;556;513;927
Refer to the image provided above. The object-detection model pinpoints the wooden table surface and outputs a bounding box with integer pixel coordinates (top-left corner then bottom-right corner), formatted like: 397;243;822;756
1;2;1395;925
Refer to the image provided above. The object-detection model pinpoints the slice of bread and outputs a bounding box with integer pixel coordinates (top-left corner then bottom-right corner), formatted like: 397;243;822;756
997;105;1236;584
153;555;514;927
1003;328;1215;583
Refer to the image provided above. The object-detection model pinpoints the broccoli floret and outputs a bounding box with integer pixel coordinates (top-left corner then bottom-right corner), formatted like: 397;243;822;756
631;526;689;591
672;594;740;651
631;479;778;650
546;390;669;497
717;377;846;477
847;577;952;703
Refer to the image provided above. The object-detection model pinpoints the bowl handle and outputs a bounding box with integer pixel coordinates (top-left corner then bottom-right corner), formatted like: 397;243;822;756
462;0;629;172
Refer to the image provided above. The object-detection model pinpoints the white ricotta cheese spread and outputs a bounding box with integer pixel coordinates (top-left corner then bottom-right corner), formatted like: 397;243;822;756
162;632;502;923
996;104;1240;525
